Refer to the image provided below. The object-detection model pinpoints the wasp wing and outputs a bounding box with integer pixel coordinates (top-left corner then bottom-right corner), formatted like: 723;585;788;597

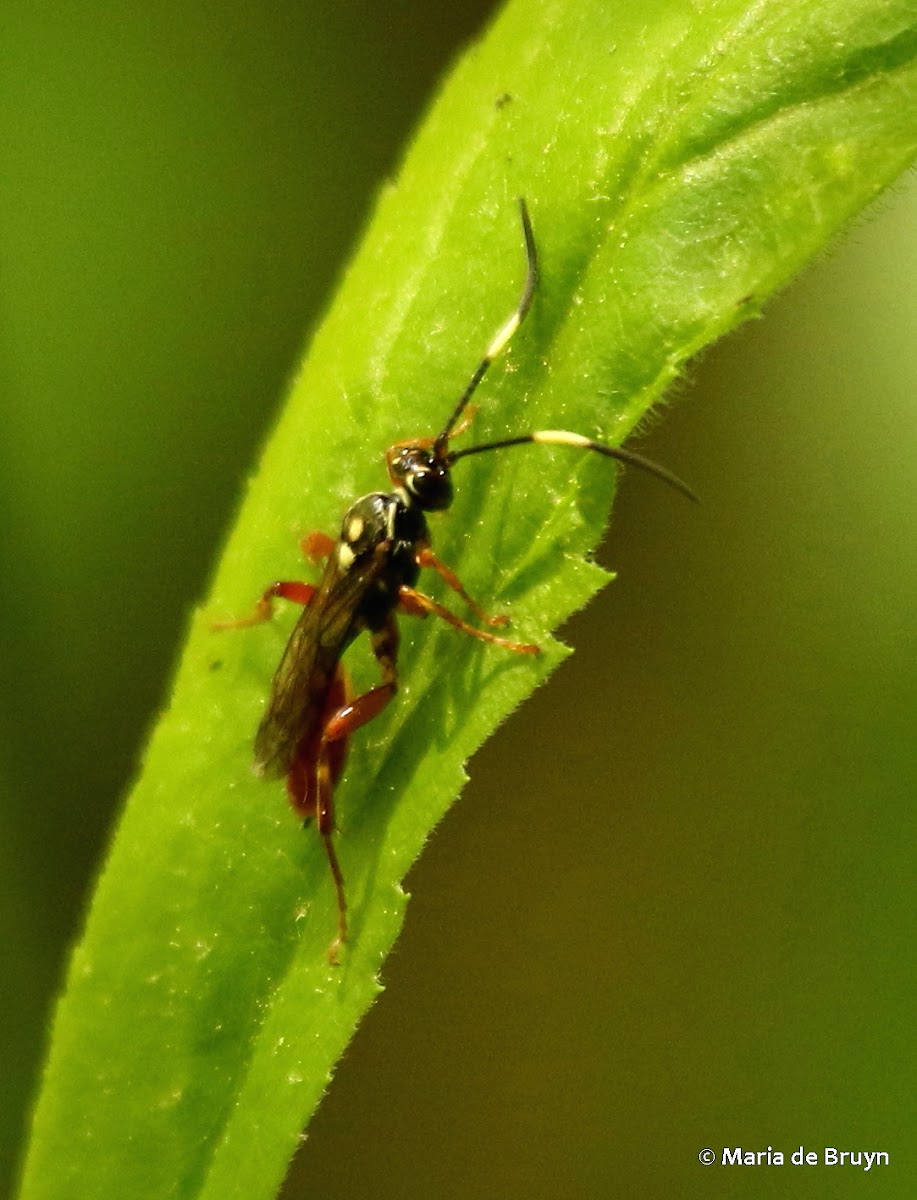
253;549;387;780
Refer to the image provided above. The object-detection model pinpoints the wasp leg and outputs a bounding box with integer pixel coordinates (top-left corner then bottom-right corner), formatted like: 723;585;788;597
415;545;509;628
399;586;540;655
446;405;478;440
315;761;348;967
212;580;316;630
314;617;401;965
300;530;336;563
323;617;401;744
387;405;479;456
282;666;350;966
285;665;351;822
215;531;335;631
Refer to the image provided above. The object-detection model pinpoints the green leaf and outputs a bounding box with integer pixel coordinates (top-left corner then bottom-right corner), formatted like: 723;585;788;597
19;0;917;1197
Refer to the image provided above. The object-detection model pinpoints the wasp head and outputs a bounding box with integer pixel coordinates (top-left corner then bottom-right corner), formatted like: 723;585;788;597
385;441;453;512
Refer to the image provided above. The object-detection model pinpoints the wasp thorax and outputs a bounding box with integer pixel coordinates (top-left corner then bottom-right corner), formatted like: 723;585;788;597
386;444;453;512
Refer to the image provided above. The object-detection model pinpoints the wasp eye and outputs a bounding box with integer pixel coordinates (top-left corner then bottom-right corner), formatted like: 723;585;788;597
389;446;453;511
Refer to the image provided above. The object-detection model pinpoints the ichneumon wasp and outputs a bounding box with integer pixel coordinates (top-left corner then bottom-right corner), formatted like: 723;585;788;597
219;199;695;963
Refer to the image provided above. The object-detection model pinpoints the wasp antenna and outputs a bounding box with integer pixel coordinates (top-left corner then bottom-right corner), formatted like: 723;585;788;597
434;198;539;453
449;429;699;503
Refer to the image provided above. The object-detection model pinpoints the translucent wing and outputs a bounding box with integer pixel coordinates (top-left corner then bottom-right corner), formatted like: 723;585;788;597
253;548;387;779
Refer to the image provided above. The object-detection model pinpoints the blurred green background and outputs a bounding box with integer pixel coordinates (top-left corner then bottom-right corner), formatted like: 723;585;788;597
2;3;915;1198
